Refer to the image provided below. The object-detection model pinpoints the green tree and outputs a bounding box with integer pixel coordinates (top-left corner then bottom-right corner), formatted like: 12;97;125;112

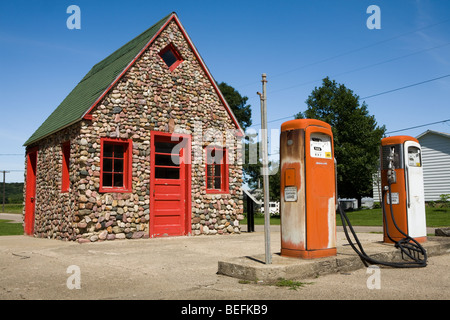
296;77;385;201
218;82;252;130
219;82;280;201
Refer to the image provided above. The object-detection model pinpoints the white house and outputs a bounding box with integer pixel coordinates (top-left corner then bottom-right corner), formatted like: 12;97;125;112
416;130;450;201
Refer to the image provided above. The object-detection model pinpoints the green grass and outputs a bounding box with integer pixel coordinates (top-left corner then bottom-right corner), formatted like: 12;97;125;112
241;214;281;226
337;207;450;227
0;219;23;236
1;204;23;214
242;207;450;228
274;278;312;290
425;207;450;227
1;205;448;237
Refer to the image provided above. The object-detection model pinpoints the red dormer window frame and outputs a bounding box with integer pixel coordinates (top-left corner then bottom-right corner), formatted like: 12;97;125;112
158;43;183;71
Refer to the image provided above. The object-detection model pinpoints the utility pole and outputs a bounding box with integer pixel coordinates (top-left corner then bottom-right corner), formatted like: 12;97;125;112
257;74;271;265
2;171;10;213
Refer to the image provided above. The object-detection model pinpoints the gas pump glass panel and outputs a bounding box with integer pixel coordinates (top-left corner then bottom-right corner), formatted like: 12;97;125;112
310;133;332;159
381;144;404;170
407;146;422;167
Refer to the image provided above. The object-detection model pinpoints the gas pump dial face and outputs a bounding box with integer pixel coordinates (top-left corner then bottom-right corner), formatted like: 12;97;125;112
408;147;421;167
310;133;332;159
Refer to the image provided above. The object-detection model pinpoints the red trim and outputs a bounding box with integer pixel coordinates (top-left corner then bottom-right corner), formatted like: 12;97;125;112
25;147;38;236
99;138;132;193
205;146;229;194
158;43;184;71
172;15;244;136
82;15;174;120
61;141;70;193
82;13;244;136
150;131;192;237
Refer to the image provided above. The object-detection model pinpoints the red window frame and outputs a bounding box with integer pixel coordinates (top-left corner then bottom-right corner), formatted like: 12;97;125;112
61;141;70;192
158;43;183;71
99;138;132;193
205;146;229;194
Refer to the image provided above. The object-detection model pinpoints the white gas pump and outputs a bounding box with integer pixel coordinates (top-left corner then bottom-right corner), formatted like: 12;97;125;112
381;136;427;243
337;135;427;268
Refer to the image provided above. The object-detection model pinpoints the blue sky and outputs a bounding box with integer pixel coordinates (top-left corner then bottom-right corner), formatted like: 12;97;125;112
1;0;449;182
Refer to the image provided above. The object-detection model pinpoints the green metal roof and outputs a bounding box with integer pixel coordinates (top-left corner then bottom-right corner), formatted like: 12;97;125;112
24;13;173;146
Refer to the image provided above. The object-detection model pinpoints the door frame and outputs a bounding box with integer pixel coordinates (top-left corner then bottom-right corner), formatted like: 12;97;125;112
24;147;38;235
149;131;191;237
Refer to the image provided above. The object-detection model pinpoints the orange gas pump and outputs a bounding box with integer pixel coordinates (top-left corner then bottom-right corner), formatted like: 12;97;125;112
337;135;427;268
280;119;337;259
380;136;427;244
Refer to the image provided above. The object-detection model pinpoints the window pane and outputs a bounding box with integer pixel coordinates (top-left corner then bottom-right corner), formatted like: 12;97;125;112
155;167;179;179
103;158;113;172
214;177;222;189
161;49;177;67
114;145;124;158
114;159;123;172
155;154;179;166
113;173;123;187
155;142;177;154
103;173;112;187
214;164;221;177
207;165;213;177
104;144;113;157
207;176;214;189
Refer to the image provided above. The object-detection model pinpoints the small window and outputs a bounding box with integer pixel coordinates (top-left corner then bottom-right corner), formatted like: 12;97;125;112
159;43;183;71
154;140;181;180
205;146;228;193
100;138;132;193
61;142;70;192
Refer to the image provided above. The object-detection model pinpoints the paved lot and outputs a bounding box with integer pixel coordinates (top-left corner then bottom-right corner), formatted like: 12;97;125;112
0;229;449;301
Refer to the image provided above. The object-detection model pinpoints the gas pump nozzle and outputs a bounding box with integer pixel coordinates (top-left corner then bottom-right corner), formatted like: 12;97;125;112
386;147;397;185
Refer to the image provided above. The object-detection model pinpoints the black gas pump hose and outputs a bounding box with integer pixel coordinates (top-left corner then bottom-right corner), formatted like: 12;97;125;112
338;180;427;268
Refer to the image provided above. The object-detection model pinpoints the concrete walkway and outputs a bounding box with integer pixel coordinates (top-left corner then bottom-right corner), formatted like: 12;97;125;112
0;229;449;301
0;213;22;223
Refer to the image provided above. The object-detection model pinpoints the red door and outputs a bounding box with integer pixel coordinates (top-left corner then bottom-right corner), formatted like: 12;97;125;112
24;148;38;235
150;132;191;237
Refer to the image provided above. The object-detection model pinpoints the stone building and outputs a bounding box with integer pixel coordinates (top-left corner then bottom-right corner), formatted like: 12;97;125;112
23;12;245;242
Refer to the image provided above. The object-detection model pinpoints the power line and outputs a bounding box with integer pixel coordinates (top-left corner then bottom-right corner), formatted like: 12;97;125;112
266;41;450;96
361;74;450;99
249;73;450;128
386;119;450;134
237;17;450;88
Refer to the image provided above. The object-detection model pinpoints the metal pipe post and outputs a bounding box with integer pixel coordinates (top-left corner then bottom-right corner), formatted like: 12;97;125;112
258;74;271;264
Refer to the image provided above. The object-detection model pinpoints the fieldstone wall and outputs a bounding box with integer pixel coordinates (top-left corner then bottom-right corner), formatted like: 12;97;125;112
24;20;244;242
23;124;81;240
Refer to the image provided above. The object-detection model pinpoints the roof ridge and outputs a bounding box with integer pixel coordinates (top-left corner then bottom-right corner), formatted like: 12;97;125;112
81;12;174;84
24;13;174;146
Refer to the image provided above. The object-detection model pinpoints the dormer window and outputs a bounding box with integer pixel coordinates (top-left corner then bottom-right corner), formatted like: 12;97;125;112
159;43;183;71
